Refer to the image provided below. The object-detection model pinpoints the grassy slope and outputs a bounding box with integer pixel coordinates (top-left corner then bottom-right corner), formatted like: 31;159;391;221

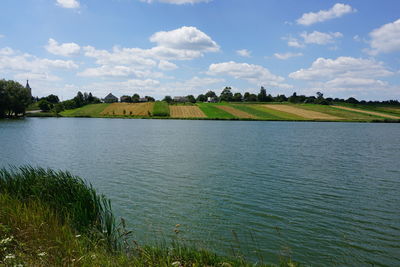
335;103;400;117
0;167;297;267
253;105;307;121
197;103;236;119
152;101;170;117
60;103;110;117
298;104;387;121
232;104;291;120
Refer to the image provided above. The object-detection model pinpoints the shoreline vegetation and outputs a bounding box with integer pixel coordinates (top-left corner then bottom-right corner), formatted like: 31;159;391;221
27;102;400;123
0;166;299;266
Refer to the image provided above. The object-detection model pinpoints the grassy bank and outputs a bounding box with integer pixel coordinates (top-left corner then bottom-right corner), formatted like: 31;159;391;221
0;167;298;266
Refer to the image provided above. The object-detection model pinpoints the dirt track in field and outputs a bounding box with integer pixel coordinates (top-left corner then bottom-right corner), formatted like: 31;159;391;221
216;105;257;119
331;106;400;119
264;105;341;120
100;103;153;116
169;106;206;118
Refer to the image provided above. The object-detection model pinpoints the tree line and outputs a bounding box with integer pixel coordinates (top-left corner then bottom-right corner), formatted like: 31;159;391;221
0;79;32;118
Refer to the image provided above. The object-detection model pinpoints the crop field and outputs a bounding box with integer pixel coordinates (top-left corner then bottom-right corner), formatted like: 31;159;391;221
216;105;257;119
232;105;287;120
263;104;341;120
152;101;170;117
169;105;206;118
332;105;400;119
100;103;153;116
197;103;236;119
60;104;109;117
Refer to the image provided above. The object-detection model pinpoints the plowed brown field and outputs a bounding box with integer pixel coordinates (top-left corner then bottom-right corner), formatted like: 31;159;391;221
100;103;153;116
264;105;340;120
331;106;400;119
216;106;257;119
169;106;206;118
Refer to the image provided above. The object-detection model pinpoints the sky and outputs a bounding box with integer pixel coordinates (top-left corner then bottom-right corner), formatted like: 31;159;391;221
0;0;399;101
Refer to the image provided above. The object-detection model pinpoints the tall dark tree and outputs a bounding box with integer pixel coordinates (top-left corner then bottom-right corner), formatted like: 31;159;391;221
220;87;233;102
186;95;196;103
45;94;60;104
257;86;267;102
132;93;140;103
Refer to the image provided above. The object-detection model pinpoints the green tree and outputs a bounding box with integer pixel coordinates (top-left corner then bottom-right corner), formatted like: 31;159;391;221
0;80;31;117
257;86;267;102
45;94;60;104
196;94;206;102
232;92;243;102
220;87;233;102
38;99;52;112
163;95;173;103
186;95;196;103
132;94;140;103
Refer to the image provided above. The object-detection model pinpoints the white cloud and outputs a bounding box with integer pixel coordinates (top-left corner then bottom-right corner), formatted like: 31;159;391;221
150;26;219;53
289;57;393;81
14;72;61;82
274;52;303;60
46;38;81;57
141;0;211;4
284;36;305;48
78;65;165;79
236;49;251;57
366;18;400;55
0;48;78;72
158;60;178;71
289;57;396;97
297;3;355;26
208;61;291;88
56;0;80;9
301;31;343;45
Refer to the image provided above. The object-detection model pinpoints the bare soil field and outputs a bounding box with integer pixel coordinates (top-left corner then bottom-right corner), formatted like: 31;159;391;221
169;106;206;118
217;106;257;119
332;106;400;119
264;105;341;120
100;103;153;116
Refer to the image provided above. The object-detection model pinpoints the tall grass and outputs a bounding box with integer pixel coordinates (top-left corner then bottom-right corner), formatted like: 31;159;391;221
0;166;118;250
152;101;170;117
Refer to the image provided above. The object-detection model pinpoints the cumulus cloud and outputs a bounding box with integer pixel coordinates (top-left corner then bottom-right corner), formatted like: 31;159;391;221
46;38;81;57
366;18;400;55
297;3;355;26
301;31;343;45
150;26;219;53
283;36;305;48
236;49;251;57
289;56;395;96
274;52;303;60
208;61;291;88
289;57;393;81
0;47;78;72
158;60;178;71
56;0;80;9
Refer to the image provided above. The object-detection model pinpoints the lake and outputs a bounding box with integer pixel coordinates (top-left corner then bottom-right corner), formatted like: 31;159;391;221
1;118;399;266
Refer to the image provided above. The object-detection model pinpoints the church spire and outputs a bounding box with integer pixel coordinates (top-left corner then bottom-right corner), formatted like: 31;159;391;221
25;80;32;97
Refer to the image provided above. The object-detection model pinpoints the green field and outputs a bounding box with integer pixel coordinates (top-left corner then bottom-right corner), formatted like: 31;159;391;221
34;102;400;122
152;101;170;117
60;103;110;117
197;103;237;119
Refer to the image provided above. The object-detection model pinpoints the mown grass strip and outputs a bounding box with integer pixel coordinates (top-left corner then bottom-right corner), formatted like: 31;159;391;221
197;103;236;119
232;104;283;120
152;101;170;117
254;105;306;120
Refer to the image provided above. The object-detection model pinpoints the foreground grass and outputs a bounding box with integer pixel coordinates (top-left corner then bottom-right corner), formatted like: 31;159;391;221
0;167;299;267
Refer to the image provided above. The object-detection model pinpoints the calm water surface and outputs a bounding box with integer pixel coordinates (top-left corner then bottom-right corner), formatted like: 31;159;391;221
1;118;399;266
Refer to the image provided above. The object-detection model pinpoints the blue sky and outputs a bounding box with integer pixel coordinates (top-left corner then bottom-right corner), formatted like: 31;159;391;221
1;0;399;100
